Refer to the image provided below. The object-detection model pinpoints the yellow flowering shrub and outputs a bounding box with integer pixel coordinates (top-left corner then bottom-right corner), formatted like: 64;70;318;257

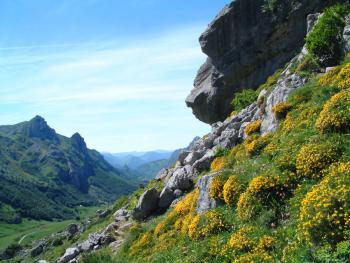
200;210;227;237
299;162;350;245
174;217;182;231
233;252;274;263
282;114;294;132
245;120;262;136
173;188;199;215
296;143;339;179
210;156;226;172
209;175;228;201
282;105;318;134
154;221;167;236
188;214;201;240
223;175;244;206
237;175;289;220
244;134;271;156
152;230;177;253
319;63;350;89
272;102;292;120
228;227;277;262
129;232;153;256
316;90;350;133
257;235;277;252
227;226;256;253
319;66;341;86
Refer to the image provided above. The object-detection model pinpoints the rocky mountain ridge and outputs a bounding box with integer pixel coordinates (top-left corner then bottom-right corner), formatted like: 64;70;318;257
0;116;135;223
186;0;334;124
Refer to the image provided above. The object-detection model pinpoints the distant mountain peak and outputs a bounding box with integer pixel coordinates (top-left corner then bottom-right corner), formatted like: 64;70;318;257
27;115;57;140
71;132;87;151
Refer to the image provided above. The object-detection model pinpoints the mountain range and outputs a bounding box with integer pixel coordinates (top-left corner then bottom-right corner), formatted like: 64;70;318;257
0;116;136;224
103;137;200;182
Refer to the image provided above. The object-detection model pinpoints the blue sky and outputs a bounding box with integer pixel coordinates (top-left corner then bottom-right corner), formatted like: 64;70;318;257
0;0;230;152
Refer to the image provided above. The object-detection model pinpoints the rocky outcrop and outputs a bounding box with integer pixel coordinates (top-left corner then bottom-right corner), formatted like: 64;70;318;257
134;101;262;219
132;188;159;220
186;0;332;124
134;8;335;219
196;174;218;214
56;206;132;263
26;115;58;140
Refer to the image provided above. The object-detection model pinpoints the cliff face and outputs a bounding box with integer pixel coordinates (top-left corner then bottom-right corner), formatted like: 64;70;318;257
186;0;330;124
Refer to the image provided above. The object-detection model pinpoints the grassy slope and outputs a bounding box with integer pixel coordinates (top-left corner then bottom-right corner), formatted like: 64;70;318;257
80;55;350;262
0;206;99;251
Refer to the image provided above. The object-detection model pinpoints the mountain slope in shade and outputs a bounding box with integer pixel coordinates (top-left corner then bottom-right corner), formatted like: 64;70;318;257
0;116;136;223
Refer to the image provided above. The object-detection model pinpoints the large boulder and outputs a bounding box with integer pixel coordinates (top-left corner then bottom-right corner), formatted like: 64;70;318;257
196;174;218;214
158;187;175;208
57;247;79;263
192;149;216;174
186;0;332;124
132;188;159;220
165;165;193;191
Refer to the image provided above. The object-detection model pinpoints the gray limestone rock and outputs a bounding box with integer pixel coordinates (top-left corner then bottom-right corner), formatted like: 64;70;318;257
132;188;159;220
196;174;218;214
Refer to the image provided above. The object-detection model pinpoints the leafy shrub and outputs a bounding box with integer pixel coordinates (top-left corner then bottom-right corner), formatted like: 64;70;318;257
210;156;226;172
237;175;290;220
296;143;339;179
262;0;279;13
272;102;292;120
215;147;230;157
299;162;350;246
306;3;348;66
316;90;350;133
223;175;245;206
231;89;257;112
295;54;320;74
245;120;262;136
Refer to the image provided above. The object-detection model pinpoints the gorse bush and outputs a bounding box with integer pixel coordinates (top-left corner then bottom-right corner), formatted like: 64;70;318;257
306;3;348;66
296;142;339;179
243;133;271;156
210;156;226;172
237;175;290;220
272;102;292;120
244;120;262;136
209;174;229;201
223;175;244;206
299;162;350;246
316;90;350;133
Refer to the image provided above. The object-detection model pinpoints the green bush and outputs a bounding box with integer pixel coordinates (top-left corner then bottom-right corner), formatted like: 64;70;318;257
306;3;349;66
262;0;279;13
231;89;257;112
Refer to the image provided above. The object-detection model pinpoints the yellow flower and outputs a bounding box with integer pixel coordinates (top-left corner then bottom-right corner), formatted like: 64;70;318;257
210;156;226;172
272;102;292;120
245;120;262;136
316;90;350;133
223;175;244;206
